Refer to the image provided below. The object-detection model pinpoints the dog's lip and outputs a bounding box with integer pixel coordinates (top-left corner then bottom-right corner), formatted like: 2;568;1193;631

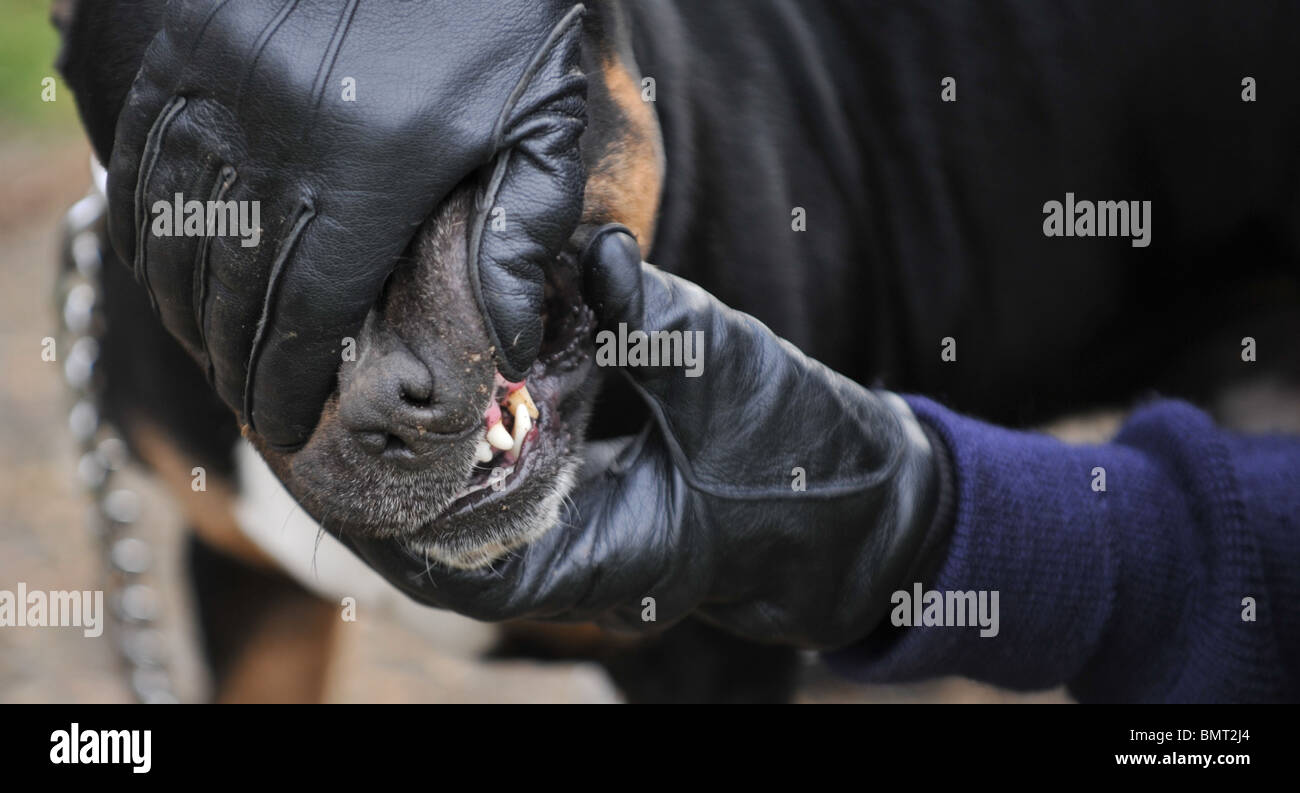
363;421;482;470
428;403;555;522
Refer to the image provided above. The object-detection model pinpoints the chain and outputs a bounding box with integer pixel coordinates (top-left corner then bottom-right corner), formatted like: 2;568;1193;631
56;159;179;704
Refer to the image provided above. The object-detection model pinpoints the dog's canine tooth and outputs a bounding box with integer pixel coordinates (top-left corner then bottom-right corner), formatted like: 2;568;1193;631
510;402;532;455
505;382;539;420
474;438;493;463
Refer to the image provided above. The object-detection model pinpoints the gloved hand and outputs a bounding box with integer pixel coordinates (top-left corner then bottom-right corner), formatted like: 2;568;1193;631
106;0;588;448
342;227;955;649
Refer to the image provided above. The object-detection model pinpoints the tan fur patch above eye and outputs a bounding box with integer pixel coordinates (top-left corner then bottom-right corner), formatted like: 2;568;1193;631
583;55;665;256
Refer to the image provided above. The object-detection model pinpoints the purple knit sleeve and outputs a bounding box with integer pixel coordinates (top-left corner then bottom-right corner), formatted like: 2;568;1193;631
823;397;1299;702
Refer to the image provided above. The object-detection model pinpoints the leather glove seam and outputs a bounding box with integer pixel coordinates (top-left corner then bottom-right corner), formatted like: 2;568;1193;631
467;149;520;377
133;94;188;312
307;0;360;119
472;4;586;380
243;200;315;445
193;163;237;385
235;0;300;117
490;4;587;146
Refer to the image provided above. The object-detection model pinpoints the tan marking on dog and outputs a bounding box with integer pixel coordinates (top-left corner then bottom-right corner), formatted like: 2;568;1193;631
131;421;339;702
131;421;276;568
583;55;665;255
216;595;338;703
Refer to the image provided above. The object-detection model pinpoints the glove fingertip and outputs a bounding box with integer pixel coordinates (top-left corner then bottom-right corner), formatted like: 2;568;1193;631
495;316;543;382
580;224;643;330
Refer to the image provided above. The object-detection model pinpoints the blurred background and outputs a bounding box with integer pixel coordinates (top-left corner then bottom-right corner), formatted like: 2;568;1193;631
0;0;1066;703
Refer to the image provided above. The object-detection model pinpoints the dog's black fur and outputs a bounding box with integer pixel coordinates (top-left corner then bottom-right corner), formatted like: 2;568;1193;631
58;1;1300;702
615;1;1300;421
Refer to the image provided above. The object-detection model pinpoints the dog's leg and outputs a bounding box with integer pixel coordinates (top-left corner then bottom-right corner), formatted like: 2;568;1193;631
130;423;339;702
185;534;338;703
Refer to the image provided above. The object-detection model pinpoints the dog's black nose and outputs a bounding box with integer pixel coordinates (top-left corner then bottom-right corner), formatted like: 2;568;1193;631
338;338;477;463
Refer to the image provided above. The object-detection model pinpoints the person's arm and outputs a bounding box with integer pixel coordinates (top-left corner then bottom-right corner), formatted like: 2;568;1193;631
337;225;1298;701
826;397;1300;703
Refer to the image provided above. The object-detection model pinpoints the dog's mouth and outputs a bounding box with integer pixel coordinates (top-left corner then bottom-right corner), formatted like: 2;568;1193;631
271;186;603;571
430;260;597;525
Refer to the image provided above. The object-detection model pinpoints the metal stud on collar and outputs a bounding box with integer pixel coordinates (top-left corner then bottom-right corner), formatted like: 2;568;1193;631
57;158;178;704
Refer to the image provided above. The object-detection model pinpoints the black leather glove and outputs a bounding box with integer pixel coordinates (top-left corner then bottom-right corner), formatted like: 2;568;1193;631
343;228;954;649
106;0;588;448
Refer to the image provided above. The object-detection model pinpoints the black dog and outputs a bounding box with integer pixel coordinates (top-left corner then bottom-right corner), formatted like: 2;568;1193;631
57;0;1300;702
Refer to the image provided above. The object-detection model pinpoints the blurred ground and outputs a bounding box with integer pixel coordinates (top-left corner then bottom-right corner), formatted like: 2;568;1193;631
0;1;1066;703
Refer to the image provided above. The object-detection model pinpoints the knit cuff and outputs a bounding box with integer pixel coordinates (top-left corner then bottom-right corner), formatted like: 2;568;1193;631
826;397;1210;697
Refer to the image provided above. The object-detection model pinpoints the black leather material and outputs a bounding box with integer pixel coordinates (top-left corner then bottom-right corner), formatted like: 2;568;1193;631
106;0;588;448
344;228;951;650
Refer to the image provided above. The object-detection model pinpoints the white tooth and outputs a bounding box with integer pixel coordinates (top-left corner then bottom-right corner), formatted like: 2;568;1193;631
487;421;513;451
511;403;532;453
474;438;493;463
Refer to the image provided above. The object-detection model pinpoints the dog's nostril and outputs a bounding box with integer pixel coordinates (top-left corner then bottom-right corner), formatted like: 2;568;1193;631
400;382;432;407
339;342;478;458
377;347;435;407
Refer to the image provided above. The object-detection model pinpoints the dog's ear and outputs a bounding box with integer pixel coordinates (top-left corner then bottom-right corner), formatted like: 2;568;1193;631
579;2;664;256
57;0;168;165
